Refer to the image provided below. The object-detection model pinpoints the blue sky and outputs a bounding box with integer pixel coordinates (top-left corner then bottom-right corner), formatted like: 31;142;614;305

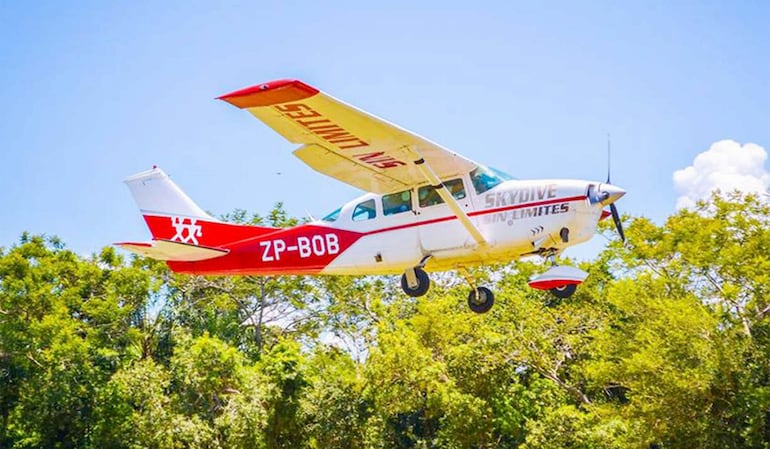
1;1;769;258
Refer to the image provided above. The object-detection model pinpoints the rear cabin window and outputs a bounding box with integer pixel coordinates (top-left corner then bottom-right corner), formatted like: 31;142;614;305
382;190;412;216
352;199;376;221
418;179;466;208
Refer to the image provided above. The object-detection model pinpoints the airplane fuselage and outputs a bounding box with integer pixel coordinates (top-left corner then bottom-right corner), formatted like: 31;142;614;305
165;176;605;276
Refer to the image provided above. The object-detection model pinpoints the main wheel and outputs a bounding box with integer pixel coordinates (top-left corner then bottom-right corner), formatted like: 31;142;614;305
401;267;430;297
550;284;577;299
467;286;494;313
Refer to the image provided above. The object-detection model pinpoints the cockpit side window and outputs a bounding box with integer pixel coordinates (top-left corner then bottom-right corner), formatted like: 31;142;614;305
418;178;466;208
446;178;467;200
382;190;412;216
470;166;510;195
352;199;376;221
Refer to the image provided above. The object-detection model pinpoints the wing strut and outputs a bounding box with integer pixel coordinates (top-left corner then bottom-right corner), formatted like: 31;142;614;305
404;146;487;246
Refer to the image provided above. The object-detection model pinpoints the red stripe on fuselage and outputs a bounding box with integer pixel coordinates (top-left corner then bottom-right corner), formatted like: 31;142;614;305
167;224;365;276
363;195;587;236
472;195;586;218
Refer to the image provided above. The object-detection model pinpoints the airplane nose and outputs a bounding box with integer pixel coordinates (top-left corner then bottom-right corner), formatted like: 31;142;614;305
600;184;626;205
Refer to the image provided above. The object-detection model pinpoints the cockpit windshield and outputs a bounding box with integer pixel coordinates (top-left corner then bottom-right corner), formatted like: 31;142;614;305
321;207;341;222
470;165;513;194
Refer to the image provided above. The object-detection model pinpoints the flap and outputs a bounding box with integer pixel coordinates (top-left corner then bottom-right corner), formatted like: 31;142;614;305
293;144;414;193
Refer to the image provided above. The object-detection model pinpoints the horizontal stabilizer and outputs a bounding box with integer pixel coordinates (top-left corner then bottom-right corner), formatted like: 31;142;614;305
116;239;229;262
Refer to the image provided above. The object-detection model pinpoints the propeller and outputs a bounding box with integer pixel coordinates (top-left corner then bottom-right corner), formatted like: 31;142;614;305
588;135;626;242
606;136;626;242
609;201;625;242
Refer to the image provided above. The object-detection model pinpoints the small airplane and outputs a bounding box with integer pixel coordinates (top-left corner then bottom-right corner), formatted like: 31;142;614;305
118;79;626;313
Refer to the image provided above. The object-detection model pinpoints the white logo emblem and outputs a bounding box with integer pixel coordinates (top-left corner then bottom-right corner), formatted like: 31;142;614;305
170;217;202;245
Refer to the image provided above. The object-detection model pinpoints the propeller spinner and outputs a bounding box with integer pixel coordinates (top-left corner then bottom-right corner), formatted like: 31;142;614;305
589;183;626;242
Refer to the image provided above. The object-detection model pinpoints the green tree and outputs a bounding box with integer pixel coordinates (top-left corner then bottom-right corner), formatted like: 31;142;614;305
91;359;175;449
0;236;154;448
584;192;770;448
257;339;309;449
4;193;770;448
299;347;369;449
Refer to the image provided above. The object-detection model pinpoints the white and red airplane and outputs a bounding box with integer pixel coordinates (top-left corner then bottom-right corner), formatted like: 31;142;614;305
118;79;625;313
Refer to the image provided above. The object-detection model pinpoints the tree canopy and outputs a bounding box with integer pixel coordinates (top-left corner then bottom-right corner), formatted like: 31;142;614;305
1;194;769;448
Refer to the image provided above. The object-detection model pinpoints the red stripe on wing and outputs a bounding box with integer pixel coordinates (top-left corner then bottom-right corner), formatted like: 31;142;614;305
217;79;319;108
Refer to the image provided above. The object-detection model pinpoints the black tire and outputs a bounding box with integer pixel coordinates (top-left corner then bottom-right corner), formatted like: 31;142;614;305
401;268;430;297
467;286;495;314
550;284;577;299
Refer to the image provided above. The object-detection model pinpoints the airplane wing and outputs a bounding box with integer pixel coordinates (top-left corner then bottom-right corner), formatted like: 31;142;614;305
217;79;479;194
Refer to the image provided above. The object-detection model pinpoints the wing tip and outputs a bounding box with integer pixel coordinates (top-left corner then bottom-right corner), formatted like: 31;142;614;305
217;79;319;108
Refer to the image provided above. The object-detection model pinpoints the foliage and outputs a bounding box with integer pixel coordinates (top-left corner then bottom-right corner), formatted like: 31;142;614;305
1;197;770;448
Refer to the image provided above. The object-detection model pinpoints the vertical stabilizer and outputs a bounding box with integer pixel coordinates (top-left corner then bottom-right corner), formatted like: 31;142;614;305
124;167;213;219
120;166;279;251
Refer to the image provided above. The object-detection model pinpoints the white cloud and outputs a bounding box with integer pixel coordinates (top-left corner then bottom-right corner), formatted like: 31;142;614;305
673;140;769;209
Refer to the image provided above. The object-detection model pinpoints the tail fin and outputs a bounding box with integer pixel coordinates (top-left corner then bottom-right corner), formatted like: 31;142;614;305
124;166;218;247
120;167;278;257
124;166;213;221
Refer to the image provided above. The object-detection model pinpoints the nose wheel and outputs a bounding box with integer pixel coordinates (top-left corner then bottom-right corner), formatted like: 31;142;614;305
549;283;577;299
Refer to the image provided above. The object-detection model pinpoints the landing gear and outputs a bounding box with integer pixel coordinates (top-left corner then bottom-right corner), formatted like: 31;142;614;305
549;283;577;299
400;256;433;297
400;267;430;297
467;286;494;314
459;268;495;314
399;259;497;314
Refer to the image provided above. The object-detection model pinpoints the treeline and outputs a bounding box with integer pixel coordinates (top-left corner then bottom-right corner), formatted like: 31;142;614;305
1;194;769;449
